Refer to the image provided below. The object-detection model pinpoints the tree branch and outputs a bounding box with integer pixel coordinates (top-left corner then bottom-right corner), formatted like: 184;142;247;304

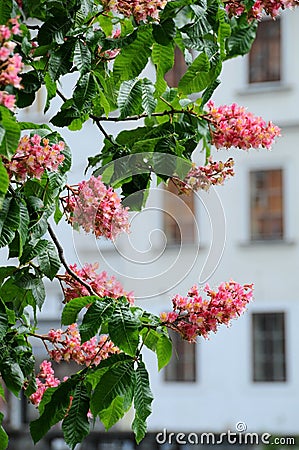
56;89;67;103
26;24;41;30
90;114;115;144
47;223;98;297
92;108;199;122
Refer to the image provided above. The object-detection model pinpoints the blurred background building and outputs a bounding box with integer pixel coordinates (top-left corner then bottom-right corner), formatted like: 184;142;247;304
3;8;299;450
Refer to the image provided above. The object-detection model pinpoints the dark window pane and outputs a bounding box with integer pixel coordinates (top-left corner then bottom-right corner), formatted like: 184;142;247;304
252;312;286;382
250;169;284;240
164;330;196;382
163;180;195;245
249;19;281;83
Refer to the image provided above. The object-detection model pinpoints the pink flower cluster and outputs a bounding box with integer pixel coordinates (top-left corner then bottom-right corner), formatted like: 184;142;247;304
160;281;253;341
29;360;60;406
0;17;23;110
63;176;130;240
6;134;65;180
225;0;297;19
206;100;281;150
47;323;120;366
61;262;134;304
98;28;121;60
102;0;167;22
173;158;235;193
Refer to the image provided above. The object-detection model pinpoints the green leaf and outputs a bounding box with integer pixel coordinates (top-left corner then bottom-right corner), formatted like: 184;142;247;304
156;334;172;371
18;122;51;132
226;21;257;59
50;107;81;127
201;78;221;105
86;354;130;390
118;79;142;119
0;0;12;23
0;278;35;314
0;360;24;396
44;73;57;113
140;328;160;352
0;107;21;159
108;304;140;356
0;412;8;450
217;16;231;59
152;18;176;46
114;27;153;81
59;138;72;174
62;382;90;450
20;239;48;265
99;395;126;430
98;89;111;117
141;79;157;116
0;160;9;207
13;269;46;310
152;42;174;97
73;73;96;109
0;383;5;400
31;277;46;310
132;360;153;443
37;241;61;280
38;16;73;45
178;52;210;94
0;125;5;147
48;40;75;81
0;197;20;248
54;198;63;224
79;299;115;343
17;201;30;256
0;312;8;340
74;40;92;74
30;376;78;444
61;296;100;325
90;359;135;416
0;266;17;283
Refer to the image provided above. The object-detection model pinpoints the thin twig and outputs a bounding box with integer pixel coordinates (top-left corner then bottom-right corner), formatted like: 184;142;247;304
90;114;115;144
56;89;200;124
29;332;53;342
93;108;198;122
47;223;98;297
56;89;67;103
159;96;174;110
28;332;52;353
26;24;41;30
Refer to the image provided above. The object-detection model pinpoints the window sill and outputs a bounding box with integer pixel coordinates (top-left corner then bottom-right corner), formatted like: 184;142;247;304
237;82;292;96
239;239;295;247
252;380;287;384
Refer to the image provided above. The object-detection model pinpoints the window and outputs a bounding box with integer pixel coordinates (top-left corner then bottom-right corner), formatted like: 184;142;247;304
249;18;281;83
252;312;286;382
164;330;196;382
163;179;196;245
165;47;187;87
250;169;284;241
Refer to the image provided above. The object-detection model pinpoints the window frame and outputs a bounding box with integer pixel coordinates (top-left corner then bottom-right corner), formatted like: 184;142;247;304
164;329;197;383
249;168;284;242
252;311;287;382
243;14;289;91
248;17;282;85
237;160;293;245
162;180;197;247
